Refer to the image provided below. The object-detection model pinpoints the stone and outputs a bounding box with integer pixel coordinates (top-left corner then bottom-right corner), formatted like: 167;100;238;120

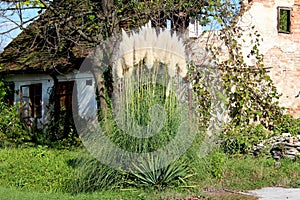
286;150;297;155
293;138;299;143
285;143;300;148
273;155;282;160
293;142;300;146
251;132;300;160
286;154;296;160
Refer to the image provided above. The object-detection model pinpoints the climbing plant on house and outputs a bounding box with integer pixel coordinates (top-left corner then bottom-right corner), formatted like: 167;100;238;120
189;3;285;154
208;26;284;155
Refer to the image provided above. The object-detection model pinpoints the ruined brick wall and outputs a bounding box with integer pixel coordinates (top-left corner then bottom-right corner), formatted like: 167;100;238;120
239;0;300;117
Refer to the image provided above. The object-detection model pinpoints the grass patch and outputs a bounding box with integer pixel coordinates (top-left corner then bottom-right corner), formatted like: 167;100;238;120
0;186;72;200
222;156;300;190
0;186;258;200
0;146;81;192
0;147;300;199
191;152;300;191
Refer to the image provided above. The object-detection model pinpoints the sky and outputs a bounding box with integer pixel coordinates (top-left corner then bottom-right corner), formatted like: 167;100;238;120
0;3;41;52
0;22;22;51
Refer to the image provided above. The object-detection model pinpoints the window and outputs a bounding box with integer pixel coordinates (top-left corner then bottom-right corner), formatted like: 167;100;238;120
189;17;202;38
55;81;74;114
86;79;92;86
20;83;42;119
278;7;291;33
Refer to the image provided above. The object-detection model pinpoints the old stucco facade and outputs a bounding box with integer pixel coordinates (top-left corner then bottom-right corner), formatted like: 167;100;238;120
239;0;300;117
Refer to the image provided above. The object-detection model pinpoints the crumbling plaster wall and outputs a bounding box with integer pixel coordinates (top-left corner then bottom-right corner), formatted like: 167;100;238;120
238;0;300;117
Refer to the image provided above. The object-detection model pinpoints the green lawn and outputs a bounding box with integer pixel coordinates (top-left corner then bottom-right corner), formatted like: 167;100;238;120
0;147;299;199
0;186;259;200
0;186;182;200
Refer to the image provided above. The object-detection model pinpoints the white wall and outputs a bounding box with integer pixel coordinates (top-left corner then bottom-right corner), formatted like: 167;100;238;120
4;71;98;127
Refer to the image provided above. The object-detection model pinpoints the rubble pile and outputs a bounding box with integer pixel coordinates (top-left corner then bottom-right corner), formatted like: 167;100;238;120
252;133;300;160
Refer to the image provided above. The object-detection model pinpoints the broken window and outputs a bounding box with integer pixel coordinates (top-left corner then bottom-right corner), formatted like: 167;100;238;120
278;7;291;33
20;83;42;119
55;81;74;114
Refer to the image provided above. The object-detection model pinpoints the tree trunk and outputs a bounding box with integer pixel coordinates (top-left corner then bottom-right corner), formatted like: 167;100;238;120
93;68;109;119
101;0;114;16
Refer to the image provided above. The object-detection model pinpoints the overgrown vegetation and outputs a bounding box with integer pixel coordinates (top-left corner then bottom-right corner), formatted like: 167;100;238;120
1;0;300;199
0;80;32;147
1;147;300;199
0;79;81;148
130;155;190;189
190;20;290;156
67;157;125;193
44;85;81;148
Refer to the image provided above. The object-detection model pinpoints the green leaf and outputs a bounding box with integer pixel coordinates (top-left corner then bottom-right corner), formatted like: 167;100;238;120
89;15;95;21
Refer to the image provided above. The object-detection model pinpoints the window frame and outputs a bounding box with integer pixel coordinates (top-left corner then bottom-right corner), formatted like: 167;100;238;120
277;7;292;34
20;83;42;119
55;81;74;115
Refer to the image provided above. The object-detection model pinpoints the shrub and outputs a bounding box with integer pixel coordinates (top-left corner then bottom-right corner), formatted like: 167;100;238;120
273;114;300;136
130;155;190;189
67;157;125;193
207;151;227;179
220;124;271;155
43;85;81;148
220;115;300;156
104;72;182;153
0;81;32;147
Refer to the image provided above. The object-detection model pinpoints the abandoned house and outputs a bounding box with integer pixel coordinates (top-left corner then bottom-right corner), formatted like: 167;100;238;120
239;0;300;117
0;20;98;128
